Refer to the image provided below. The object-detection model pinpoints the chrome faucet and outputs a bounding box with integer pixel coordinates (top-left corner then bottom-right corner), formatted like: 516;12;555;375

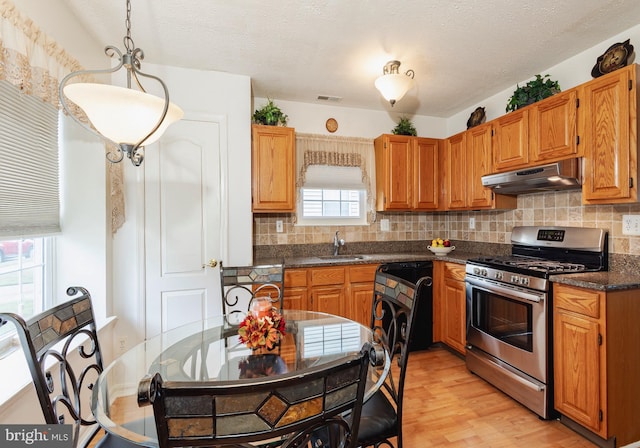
333;231;345;256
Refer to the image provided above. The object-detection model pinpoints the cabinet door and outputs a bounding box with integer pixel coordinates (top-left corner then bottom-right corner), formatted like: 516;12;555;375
581;66;635;204
444;132;467;209
467;123;494;209
554;308;603;435
251;125;296;212
413;137;441;210
310;286;345;317
349;283;374;327
374;135;413;210
493;109;529;171
530;89;579;162
283;268;308;310
283;287;308;311
442;276;466;355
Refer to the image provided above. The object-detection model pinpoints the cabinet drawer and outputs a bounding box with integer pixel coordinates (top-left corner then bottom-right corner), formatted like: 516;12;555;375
285;269;307;288
349;264;378;283
310;267;346;286
444;262;466;282
554;285;602;319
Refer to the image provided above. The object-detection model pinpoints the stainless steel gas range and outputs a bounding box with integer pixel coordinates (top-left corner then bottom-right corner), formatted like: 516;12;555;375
465;226;608;419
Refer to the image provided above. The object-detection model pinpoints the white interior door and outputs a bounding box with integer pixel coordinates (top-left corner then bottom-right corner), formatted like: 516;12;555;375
144;115;228;338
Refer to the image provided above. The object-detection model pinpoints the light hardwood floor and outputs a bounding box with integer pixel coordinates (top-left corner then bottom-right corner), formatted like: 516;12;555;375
91;346;597;447
401;346;596;447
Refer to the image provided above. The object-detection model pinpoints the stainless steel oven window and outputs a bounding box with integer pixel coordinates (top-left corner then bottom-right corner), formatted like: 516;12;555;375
469;288;533;352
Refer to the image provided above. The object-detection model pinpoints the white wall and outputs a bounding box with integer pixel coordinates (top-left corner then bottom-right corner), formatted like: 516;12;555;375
256;98;448;139
11;0;106;71
56;115;108;320
447;23;640;136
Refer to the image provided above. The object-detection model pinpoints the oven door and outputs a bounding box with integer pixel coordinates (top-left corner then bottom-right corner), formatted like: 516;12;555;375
465;274;548;383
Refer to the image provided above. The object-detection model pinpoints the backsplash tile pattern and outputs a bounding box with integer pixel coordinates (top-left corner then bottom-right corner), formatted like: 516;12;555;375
254;190;640;255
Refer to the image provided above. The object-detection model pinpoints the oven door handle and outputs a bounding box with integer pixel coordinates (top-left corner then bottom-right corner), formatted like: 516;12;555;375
466;276;544;304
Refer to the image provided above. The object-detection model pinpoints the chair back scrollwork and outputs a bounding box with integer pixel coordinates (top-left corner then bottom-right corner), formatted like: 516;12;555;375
0;287;111;448
219;262;285;325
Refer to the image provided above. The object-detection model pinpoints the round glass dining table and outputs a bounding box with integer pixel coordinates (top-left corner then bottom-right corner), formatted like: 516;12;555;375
92;310;390;447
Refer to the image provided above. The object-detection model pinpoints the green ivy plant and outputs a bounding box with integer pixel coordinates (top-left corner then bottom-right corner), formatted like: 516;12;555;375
392;117;417;136
252;99;288;126
506;74;561;112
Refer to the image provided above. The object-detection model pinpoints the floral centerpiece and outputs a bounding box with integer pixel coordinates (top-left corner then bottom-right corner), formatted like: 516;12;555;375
238;307;286;351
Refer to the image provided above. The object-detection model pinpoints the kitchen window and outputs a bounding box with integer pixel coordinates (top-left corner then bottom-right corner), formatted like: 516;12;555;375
0;237;52;359
297;165;367;225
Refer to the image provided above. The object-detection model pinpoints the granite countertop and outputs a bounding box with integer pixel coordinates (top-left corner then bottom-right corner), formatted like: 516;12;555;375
255;250;479;269
550;271;640;292
254;242;640;291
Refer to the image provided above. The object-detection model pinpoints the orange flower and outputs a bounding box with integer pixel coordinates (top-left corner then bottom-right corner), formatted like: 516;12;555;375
238;308;286;350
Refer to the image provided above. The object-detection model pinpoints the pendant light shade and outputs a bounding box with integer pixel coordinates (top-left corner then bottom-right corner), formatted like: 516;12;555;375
63;83;183;147
375;60;415;106
59;0;183;166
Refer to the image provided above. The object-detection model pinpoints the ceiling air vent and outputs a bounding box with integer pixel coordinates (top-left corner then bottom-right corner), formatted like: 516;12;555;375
317;95;342;102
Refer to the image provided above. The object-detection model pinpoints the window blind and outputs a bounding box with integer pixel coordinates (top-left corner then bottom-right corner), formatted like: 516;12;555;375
303;165;365;189
0;80;60;238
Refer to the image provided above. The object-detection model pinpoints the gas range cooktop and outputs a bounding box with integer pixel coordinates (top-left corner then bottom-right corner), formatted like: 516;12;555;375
466;226;608;289
469;256;589;274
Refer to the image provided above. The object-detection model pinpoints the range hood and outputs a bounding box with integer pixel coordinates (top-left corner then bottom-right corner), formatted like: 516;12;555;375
481;159;582;195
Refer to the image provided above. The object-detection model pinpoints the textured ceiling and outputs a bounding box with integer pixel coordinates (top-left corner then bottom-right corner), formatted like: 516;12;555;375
61;0;640;117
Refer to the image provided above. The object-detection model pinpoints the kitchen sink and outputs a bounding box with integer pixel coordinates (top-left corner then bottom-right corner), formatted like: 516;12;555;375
316;254;371;261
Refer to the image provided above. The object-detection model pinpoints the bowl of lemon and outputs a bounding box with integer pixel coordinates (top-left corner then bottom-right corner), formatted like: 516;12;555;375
428;238;455;256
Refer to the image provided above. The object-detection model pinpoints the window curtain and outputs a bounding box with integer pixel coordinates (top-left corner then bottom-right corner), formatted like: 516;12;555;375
295;133;376;223
0;0;125;235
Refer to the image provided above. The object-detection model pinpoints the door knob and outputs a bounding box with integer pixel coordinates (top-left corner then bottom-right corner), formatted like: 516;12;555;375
202;259;218;269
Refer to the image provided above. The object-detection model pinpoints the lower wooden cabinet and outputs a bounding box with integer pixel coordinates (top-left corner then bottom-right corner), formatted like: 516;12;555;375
282;268;308;310
433;261;466;355
553;283;640;446
348;265;378;326
282;264;378;326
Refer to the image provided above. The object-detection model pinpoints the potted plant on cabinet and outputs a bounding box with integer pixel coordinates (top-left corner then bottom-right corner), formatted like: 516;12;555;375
392;116;417;136
506;74;560;112
252;99;288;126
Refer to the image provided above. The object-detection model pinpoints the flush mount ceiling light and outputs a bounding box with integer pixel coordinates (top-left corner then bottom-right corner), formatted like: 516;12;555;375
374;60;415;106
59;0;183;166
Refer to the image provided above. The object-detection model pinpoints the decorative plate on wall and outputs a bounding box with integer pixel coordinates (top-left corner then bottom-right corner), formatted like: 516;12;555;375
325;118;338;133
591;39;634;78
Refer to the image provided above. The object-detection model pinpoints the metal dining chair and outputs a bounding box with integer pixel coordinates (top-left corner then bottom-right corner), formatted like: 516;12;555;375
357;269;432;448
0;286;140;448
219;262;285;325
137;343;372;448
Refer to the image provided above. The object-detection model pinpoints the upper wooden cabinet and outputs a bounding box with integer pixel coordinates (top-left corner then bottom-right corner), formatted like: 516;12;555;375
493;108;530;171
493;88;580;173
374;134;441;211
581;64;639;204
251;124;296;212
443;124;516;211
443;132;467;210
530;88;579;162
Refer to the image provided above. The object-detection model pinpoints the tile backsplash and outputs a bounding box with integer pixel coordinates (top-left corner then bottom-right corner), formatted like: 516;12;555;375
254;190;640;255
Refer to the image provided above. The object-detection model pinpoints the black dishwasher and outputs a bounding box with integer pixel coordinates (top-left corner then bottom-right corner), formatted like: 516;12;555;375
378;261;433;351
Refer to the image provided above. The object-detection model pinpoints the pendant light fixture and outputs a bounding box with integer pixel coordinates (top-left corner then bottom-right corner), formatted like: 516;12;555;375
374;60;415;106
59;0;183;166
